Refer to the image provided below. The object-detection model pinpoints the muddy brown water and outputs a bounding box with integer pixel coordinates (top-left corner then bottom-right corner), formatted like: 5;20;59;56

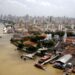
0;24;74;75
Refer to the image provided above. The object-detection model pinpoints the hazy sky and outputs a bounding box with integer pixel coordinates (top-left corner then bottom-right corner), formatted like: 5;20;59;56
0;0;75;17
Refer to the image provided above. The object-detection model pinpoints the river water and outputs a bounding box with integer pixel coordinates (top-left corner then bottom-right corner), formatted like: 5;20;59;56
0;23;74;75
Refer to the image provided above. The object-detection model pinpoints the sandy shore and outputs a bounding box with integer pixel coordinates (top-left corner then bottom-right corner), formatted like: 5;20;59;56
0;23;74;75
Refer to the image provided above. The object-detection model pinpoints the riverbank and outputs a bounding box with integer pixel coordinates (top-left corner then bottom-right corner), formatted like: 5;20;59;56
0;24;74;75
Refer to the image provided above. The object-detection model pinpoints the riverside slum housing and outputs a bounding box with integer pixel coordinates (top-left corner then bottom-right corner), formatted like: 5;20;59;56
53;37;75;72
10;25;75;73
63;37;75;54
9;22;74;73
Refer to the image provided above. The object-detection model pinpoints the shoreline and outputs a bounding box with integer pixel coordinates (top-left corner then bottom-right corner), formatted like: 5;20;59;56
0;23;74;75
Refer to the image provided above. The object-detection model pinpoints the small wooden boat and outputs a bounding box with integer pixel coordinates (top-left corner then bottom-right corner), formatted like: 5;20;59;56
34;53;51;70
49;52;62;64
38;53;51;63
21;52;36;60
34;54;60;70
34;63;45;70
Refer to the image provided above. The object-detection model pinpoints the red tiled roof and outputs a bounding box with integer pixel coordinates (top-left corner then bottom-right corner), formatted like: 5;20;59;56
23;41;37;47
66;37;75;43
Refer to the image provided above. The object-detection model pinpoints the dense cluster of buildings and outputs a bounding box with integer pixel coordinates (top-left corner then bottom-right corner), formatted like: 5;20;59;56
1;15;75;74
0;15;75;33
